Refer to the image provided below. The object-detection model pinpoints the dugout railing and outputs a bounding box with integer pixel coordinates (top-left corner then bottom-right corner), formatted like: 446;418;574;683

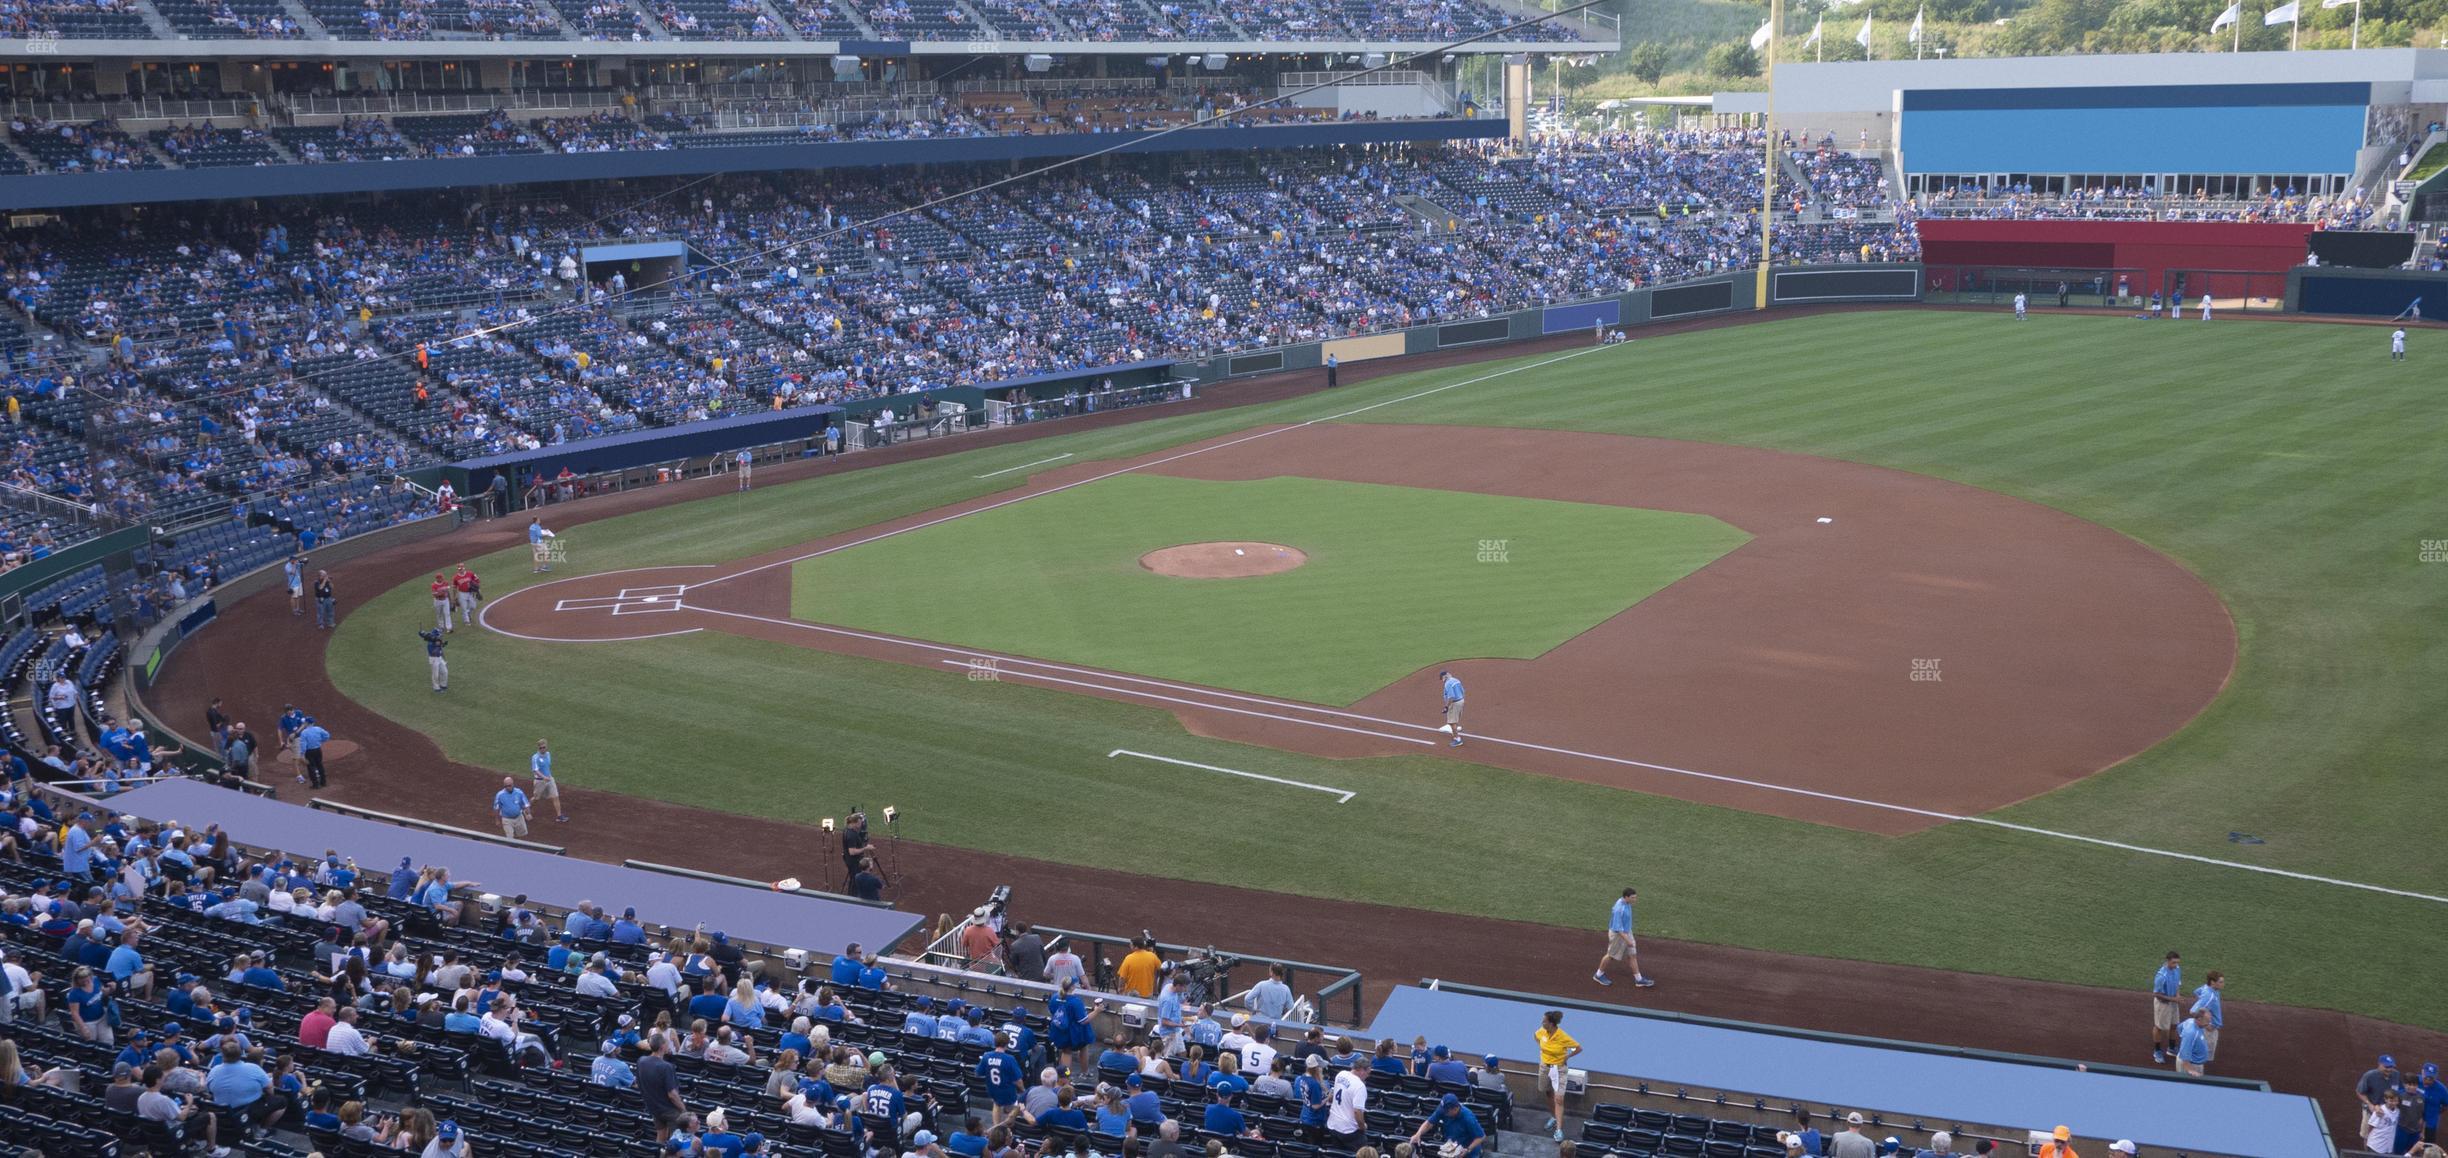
918;895;1370;1029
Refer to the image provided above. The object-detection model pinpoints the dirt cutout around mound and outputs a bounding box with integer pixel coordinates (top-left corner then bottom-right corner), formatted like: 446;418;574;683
1140;541;1308;579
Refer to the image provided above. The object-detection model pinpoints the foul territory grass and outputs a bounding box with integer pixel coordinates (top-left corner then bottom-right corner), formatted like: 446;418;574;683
787;474;1747;704
330;312;2448;1030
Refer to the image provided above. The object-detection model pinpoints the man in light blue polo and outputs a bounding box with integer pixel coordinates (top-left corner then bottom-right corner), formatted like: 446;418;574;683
493;777;531;840
1594;887;1655;989
1155;975;1185;1053
2189;970;2225;1062
296;717;331;790
528;517;556;573
2150;950;2183;1064
1440;670;1466;747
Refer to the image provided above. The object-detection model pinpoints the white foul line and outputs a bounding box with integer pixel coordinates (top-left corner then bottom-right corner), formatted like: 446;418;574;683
682;343;1619;594
1110;748;1355;803
683;605;2438;902
975;453;1073;478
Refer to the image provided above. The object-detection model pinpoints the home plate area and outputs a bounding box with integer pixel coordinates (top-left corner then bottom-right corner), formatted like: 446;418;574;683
554;585;688;615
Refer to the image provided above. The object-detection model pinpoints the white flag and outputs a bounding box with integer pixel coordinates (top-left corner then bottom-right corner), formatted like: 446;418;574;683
2210;2;2240;29
2264;1;2298;23
1856;12;1873;46
1908;6;1924;41
1750;18;1774;50
1802;15;1823;46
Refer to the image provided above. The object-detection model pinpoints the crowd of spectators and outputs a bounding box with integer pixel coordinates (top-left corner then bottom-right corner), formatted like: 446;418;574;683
0;0;1575;40
0;131;1928;541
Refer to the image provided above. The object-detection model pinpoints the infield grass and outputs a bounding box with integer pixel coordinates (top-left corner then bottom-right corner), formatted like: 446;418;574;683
330;312;2448;1030
787;474;1747;704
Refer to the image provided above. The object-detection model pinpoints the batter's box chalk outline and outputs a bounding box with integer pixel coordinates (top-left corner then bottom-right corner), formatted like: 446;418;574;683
611;600;684;616
617;585;688;599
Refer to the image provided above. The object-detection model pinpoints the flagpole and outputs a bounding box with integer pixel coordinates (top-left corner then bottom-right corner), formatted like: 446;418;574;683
2353;0;2360;48
1756;0;1781;311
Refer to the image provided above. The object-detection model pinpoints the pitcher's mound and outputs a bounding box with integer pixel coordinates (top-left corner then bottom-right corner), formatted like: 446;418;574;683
1140;542;1308;579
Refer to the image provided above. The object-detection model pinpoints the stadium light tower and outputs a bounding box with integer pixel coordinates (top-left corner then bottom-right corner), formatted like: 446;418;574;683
1754;0;1782;309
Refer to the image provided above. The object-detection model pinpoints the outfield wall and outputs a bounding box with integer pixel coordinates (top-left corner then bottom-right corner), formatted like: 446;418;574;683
2288;266;2448;318
1186;263;1923;384
1918;220;2315;300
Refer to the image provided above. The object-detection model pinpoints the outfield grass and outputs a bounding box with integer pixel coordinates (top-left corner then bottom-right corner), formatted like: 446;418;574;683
788;474;1746;704
329;313;2448;1029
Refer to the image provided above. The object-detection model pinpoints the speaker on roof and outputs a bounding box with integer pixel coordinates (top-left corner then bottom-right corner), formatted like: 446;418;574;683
1024;53;1054;72
1202;53;1227;70
1363;53;1387;68
832;54;861;79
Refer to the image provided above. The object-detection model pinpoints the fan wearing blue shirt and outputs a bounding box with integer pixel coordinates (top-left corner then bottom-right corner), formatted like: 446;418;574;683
1123;1076;1164;1126
1093;1095;1130;1139
857;1076;907;1147
902;996;940;1038
1294;1058;1330;1133
1410;1095;1486;1157
1424;1045;1471;1086
1035;1087;1089;1133
831;947;864;988
1203;1087;1249;1137
977;1037;1024;1124
946;1115;991;1158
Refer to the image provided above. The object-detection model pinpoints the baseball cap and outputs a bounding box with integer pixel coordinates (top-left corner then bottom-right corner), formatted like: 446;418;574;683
1431;1045;1449;1059
1480;1054;1498;1068
437;1121;461;1142
913;1131;938;1148
1880;1140;1900;1154
867;1051;887;1066
1846;1113;1864;1126
2053;1126;2072;1141
1230;1013;1249;1027
1125;1075;1142;1088
2425;1062;2439;1079
2382;1054;2398;1067
162;1022;183;1035
2109;1143;2137;1156
742;1133;765;1152
1776;1134;1801;1150
1437;1094;1459;1112
601;1040;618;1055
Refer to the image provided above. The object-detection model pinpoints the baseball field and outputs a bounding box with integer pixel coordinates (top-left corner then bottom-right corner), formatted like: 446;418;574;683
317;309;2447;1036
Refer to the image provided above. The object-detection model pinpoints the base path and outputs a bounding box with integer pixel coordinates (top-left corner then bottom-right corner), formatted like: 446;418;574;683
486;423;2236;836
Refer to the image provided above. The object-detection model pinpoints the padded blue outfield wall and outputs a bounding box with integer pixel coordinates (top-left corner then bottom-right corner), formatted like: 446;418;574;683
1900;83;2371;175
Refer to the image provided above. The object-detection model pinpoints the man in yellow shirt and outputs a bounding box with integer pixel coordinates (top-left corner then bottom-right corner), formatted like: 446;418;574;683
1116;937;1162;998
1533;1009;1581;1141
